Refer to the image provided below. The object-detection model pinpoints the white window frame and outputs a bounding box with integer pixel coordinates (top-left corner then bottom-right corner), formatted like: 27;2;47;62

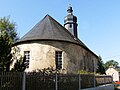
55;51;62;70
24;51;30;68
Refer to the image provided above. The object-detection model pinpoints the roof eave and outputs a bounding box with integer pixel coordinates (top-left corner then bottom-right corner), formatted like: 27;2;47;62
13;39;99;58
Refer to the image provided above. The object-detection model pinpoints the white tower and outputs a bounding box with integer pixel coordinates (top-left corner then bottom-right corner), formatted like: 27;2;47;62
64;5;78;38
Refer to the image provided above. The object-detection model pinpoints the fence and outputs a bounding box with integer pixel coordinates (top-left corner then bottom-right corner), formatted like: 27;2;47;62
0;72;113;90
0;72;23;90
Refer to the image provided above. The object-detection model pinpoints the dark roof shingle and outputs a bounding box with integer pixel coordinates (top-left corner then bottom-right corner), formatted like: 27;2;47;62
16;15;85;46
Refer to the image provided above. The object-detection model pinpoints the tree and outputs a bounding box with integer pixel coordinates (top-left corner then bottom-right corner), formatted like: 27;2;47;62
0;16;18;71
104;60;119;70
96;56;105;74
11;57;27;72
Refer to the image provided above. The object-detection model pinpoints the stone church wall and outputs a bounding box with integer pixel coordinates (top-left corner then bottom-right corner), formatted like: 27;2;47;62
14;41;98;73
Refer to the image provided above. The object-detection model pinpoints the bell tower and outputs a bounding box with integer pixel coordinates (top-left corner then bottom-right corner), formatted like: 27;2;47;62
64;5;78;38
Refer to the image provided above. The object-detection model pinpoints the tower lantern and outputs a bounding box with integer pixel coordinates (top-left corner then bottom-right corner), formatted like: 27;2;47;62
64;5;78;38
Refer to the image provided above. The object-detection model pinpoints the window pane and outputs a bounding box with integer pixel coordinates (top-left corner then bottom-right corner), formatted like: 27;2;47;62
55;51;62;70
24;51;30;68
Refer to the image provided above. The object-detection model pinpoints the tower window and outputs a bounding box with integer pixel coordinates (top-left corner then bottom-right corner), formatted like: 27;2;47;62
24;51;30;68
55;51;62;70
70;24;72;28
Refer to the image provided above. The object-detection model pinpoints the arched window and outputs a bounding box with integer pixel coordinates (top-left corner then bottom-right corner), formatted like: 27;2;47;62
70;24;72;28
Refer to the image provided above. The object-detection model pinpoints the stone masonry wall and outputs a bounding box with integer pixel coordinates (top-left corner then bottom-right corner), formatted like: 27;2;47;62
14;41;98;73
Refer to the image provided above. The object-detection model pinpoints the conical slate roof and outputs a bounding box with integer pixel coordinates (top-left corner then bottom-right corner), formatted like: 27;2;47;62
16;15;87;48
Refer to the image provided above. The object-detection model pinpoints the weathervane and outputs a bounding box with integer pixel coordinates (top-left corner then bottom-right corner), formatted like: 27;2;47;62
68;0;71;6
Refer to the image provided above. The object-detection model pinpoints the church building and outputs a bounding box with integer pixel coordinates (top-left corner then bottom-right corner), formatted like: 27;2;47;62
13;6;99;73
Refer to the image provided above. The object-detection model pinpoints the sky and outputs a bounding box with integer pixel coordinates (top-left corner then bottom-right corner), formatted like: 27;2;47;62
0;0;120;64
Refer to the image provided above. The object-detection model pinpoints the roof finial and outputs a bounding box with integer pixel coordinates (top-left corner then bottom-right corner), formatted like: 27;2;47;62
67;2;73;15
68;0;71;6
